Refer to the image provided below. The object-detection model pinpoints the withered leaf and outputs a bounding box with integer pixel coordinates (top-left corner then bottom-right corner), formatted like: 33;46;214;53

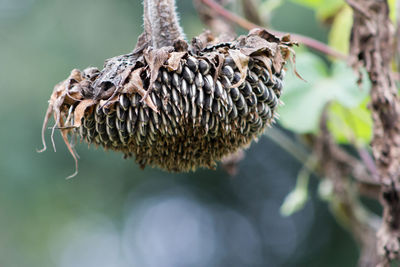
73;99;97;128
254;55;274;78
122;68;158;112
59;116;79;179
239;35;277;57
229;49;249;88
144;46;172;92
166;51;187;71
191;30;214;53
249;28;281;44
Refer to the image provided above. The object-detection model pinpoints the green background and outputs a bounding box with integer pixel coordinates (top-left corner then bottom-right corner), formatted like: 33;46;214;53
0;0;358;266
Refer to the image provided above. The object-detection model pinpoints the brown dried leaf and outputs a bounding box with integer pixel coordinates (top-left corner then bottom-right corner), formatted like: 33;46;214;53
47;77;74;152
239;35;277;57
228;49;249;88
173;39;189;52
249;28;281;43
38;101;54;153
272;48;284;74
144;46;172;91
123;68;158;112
59;116;79;179
166;51;187;71
286;47;305;81
73;99;97;128
191;30;215;53
253;55;273;77
69;69;84;83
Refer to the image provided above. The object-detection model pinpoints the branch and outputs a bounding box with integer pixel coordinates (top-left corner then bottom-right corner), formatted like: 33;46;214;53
347;0;400;264
199;0;347;60
315;108;381;266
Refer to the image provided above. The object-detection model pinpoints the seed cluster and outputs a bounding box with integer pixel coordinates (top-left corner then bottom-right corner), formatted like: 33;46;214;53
41;29;294;173
80;55;284;171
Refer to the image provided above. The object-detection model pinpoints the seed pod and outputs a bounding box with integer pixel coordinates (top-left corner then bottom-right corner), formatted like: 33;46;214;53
181;79;188;96
230;86;240;101
203;74;214;95
196;87;204;109
247;71;258;85
41;29;294;174
119;94;130;111
189;83;197;102
246;92;258;108
220;75;232;90
203;93;212;111
195;72;204;88
182;66;194;84
187;56;199;72
162;70;171;87
222;66;234;81
172;72;181;89
199;59;210;75
240;82;253;98
214;80;224;100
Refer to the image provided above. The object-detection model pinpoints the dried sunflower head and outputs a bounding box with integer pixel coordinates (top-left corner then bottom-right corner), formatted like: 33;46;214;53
39;2;295;177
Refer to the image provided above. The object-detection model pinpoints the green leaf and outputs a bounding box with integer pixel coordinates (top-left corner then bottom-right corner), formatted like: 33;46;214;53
328;100;372;145
289;0;345;19
279;52;329;133
279;53;369;134
329;61;369;107
318;179;334;201
389;0;397;23
260;0;284;15
280;166;310;216
328;5;352;54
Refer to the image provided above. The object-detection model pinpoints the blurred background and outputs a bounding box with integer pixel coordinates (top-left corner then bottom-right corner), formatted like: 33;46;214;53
0;0;360;266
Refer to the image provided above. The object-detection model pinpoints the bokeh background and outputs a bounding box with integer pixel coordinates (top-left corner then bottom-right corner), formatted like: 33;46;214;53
0;0;359;266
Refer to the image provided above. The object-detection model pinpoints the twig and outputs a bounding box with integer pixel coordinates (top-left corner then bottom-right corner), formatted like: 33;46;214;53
199;0;347;60
316;107;381;266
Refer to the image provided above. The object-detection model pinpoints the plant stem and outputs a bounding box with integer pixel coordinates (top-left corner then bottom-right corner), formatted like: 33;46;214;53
144;0;185;48
199;0;347;60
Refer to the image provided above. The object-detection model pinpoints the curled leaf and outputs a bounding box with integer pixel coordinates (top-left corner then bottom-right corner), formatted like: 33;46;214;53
166;51;187;71
73;99;97;128
123;68;158;112
228;49;249;88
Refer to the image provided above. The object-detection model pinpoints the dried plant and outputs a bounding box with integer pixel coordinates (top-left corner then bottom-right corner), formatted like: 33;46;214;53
39;0;295;177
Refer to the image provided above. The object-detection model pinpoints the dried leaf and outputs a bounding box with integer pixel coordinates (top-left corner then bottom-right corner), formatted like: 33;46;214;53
272;48;284;74
239;35;276;57
144;46;172;91
254;55;274;78
38;101;54;153
228;49;249;88
249;28;281;43
166;51;187;71
173;39;189;52
287;47;305;81
59;116;79;179
73;99;97;128
213;52;225;82
123;68;158;112
191;30;215;53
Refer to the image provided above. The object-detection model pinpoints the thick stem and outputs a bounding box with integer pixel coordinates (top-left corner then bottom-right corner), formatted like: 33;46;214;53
144;0;185;48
